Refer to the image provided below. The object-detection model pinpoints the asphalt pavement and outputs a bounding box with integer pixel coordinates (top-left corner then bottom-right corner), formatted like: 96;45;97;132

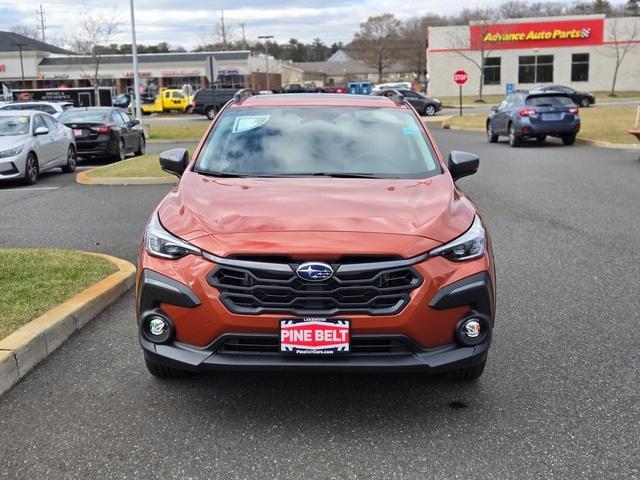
0;128;639;479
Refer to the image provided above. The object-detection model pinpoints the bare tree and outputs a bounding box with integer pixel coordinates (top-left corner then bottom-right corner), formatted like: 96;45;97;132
605;18;639;96
350;14;402;82
69;11;118;106
445;8;498;101
9;25;40;39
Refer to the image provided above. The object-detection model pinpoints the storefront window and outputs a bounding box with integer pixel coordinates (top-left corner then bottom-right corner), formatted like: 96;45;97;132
484;57;501;85
571;53;589;82
164;76;202;90
518;55;553;83
215;74;245;89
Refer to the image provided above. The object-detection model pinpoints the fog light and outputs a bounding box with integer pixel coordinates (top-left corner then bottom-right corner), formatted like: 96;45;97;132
149;317;167;336
464;320;481;338
456;316;488;346
140;311;174;344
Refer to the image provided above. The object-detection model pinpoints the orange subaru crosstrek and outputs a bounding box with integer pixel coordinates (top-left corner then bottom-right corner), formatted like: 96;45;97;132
137;90;496;380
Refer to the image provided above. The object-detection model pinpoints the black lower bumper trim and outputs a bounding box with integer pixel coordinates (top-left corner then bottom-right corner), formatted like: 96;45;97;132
140;334;490;373
137;269;201;317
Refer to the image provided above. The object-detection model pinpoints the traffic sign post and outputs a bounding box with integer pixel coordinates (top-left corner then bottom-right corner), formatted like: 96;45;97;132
453;70;468;117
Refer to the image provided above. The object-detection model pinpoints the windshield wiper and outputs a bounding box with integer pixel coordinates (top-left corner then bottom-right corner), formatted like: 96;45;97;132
291;172;382;178
194;170;249;178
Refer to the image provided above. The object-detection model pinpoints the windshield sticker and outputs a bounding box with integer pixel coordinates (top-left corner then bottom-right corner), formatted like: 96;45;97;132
232;115;270;133
403;127;417;135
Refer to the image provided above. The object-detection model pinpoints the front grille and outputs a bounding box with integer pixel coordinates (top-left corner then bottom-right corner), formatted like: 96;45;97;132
219;335;412;355
208;259;422;316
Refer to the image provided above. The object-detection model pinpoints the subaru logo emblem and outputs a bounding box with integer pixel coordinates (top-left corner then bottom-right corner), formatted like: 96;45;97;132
296;262;334;282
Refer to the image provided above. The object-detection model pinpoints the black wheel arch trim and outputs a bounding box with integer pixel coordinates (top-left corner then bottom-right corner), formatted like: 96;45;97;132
137;269;201;316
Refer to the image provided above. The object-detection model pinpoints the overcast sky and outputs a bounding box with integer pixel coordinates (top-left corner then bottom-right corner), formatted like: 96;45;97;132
1;0;502;49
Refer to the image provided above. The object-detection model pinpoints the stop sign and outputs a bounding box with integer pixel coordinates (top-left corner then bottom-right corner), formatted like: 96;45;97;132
453;70;468;85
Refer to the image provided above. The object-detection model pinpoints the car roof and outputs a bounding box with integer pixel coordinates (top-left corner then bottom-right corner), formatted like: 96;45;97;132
0;109;38;116
3;101;66;107
236;93;402;109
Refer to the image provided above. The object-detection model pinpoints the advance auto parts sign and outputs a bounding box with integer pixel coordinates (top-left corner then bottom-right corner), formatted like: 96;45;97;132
470;18;604;50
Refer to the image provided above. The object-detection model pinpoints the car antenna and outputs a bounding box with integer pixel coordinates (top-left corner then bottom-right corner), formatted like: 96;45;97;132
379;89;406;107
232;89;256;105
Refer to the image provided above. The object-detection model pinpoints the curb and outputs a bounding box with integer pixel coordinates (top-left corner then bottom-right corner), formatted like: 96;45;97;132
76;169;177;185
0;253;136;397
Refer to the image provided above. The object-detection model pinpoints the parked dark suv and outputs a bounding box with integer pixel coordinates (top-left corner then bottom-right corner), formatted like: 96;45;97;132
191;88;238;119
486;92;580;147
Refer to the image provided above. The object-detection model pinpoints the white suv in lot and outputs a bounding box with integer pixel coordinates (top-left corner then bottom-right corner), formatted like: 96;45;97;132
0;101;74;118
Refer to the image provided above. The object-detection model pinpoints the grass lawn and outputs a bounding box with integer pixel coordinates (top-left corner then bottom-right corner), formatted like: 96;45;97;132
0;249;117;341
443;106;639;144
147;124;208;141
86;146;195;179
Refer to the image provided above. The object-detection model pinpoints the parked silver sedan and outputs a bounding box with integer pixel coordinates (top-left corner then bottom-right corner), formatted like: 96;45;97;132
0;111;77;185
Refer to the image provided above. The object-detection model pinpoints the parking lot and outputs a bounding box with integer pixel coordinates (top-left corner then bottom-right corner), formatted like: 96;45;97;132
0;126;639;479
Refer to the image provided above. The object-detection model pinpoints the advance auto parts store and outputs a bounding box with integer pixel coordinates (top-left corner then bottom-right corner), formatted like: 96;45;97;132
427;14;640;97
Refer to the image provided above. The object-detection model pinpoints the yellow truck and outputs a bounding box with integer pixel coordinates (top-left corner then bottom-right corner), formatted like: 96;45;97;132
140;89;193;114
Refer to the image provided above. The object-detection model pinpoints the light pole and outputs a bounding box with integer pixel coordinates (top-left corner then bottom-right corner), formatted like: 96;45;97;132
129;0;142;120
258;35;273;91
12;42;26;87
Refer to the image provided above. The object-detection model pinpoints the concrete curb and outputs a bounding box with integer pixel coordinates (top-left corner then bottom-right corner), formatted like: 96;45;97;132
76;169;177;185
440;123;640;150
0;253;136;397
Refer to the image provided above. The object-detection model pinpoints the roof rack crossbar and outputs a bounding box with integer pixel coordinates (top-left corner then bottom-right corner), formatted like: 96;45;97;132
378;89;405;106
233;88;256;104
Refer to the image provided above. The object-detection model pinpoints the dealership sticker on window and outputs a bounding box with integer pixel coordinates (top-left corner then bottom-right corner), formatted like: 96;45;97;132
403;127;417;135
232;115;270;133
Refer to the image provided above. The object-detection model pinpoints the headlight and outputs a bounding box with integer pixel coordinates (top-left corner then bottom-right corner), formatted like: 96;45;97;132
145;213;202;259
432;98;441;104
430;216;486;261
0;146;24;158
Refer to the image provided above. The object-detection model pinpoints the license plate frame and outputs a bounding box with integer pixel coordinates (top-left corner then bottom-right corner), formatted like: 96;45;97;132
541;113;562;121
280;318;350;355
72;129;83;137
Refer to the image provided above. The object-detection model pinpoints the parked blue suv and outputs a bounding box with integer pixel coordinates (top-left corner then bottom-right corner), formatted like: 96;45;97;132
486;91;580;147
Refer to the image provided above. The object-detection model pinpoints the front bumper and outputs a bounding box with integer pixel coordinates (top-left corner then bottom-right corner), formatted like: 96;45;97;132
0;151;28;180
137;268;495;373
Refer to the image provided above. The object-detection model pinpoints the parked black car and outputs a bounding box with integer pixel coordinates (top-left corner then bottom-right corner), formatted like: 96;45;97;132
397;89;442;116
536;85;595;107
486;92;580;147
191;88;238;119
281;83;307;94
57;107;145;160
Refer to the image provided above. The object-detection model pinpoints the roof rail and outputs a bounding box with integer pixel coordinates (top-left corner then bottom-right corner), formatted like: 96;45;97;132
233;88;256;104
378;89;405;106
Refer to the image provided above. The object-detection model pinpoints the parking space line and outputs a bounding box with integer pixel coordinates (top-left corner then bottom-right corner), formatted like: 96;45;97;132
0;187;60;192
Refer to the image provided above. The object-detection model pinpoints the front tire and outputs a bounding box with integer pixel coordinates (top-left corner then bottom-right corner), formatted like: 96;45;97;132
580;98;590;108
144;358;188;379
562;134;576;145
135;135;146;156
61;145;77;173
448;354;487;381
205;106;217;120
23;153;39;185
424;104;437;116
486;122;498;143
508;123;521;147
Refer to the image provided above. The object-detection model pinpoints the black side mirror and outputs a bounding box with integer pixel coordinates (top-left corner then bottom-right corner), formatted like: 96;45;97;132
448;151;479;181
490;105;499;112
129;119;140;126
159;148;189;177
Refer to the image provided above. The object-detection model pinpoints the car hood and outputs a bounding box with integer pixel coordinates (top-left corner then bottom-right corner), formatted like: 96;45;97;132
0;134;30;150
158;171;476;257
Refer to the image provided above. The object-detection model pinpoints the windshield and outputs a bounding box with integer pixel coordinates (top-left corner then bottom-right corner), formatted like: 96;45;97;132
0;116;30;136
526;95;573;107
58;109;110;123
195;106;440;179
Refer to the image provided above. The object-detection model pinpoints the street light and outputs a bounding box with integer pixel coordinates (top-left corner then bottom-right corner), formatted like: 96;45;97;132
129;0;142;120
258;35;274;91
12;42;26;87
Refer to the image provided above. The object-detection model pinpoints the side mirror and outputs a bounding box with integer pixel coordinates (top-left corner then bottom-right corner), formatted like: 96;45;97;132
448;151;479;181
490;105;499;112
159;148;189;177
129;119;140;126
34;126;49;136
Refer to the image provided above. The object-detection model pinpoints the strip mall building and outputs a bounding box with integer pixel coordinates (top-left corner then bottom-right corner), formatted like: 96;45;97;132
427;15;640;97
